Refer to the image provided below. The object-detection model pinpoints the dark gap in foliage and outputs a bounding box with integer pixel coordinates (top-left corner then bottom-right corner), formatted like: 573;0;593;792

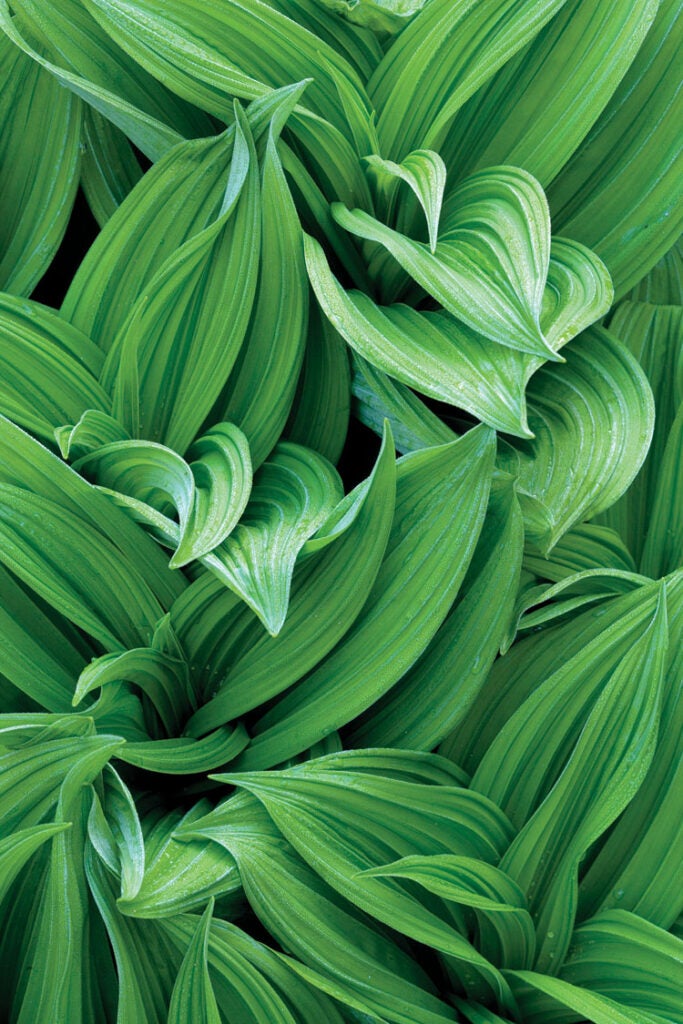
337;415;384;489
31;188;99;308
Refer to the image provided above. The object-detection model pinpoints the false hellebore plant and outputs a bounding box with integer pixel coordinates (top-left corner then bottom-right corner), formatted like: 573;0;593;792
0;0;681;1021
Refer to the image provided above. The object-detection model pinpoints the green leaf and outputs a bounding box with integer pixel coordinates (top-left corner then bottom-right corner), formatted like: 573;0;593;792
318;0;428;36
184;423;396;737
364;855;536;970
62;89;298;354
179;799;460;1024
495;584;667;970
333;167;561;359
443;0;659;187
364;150;446;252
368;0;567;159
504;325;654;552
561;911;683;1021
0;32;81;296
548;0;683;297
507;970;665;1024
118;802;241;919
208;124;309;468
108;108;260;454
80;107;143;227
0;1;184;161
349;474;523;749
206;443;343;635
167;900;221;1024
81;0;371;139
285;302;351;466
217;768;514;1007
577;571;683;929
231;425;495;768
0;294;109;443
75;424;252;568
0;822;70;906
116;725;248;774
309;233;610;436
87;765;144;901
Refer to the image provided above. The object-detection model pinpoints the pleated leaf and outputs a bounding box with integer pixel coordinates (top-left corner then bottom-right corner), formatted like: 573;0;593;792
0;31;81;297
364;150;446;252
364;855;536;970
207;443;343;635
548;0;683;297
75;425;252;568
118;802;241;919
230;425;495;768
184;423;396;737
368;0;566;159
0;823;70;906
80;107;143;227
507;970;665;1024
166;901;221;1024
504;326;654;552
349;473;524;749
495;585;667;970
333;166;558;357
178;799;461;1024
443;0;659;187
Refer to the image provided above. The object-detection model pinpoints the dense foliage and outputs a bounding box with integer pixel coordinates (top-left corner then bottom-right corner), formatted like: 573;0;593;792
0;0;681;1021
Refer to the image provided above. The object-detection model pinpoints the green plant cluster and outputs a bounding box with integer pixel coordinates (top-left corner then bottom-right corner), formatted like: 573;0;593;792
0;0;682;1021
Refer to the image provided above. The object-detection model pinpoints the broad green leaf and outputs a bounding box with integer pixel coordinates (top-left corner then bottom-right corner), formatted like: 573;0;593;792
184;424;396;736
318;0;427;35
179;799;459;1024
523;522;637;581
352;354;457;454
75;425;252;567
561;911;683;1021
0;33;81;296
333;167;558;357
0;482;167;651
364;150;446;252
108;109;260;454
81;0;372;139
231;425;495;768
62;86;303;353
368;0;566;159
218;769;514;1008
87;765;144;901
0;563;92;713
118;802;241;919
349;474;523;748
443;0;658;186
597;302;683;569
80;107;143;227
0;419;185;613
0;726;122;837
364;855;536;970
0;1;183;161
163;913;301;1024
548;0;683;296
0;823;69;906
503;326;654;552
0;293;109;443
207;443;343;635
496;585;667;970
285;302;351;466
13;788;91;1024
166;901;221;1024
116;724;248;774
310;233;610;436
577;571;683;929
208;125;308;468
507;970;665;1024
85;840;180;1024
